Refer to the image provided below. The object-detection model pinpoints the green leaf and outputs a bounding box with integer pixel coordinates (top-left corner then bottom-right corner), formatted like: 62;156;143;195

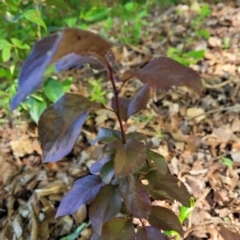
2;47;11;62
89;185;122;234
64;17;77;27
25;97;47;124
0;39;11;50
196;29;210;39
22;9;47;30
185;50;205;60
60;223;87;240
82;7;111;22
11;38;30;49
221;156;233;169
199;4;211;18
179;197;195;223
124;2;137;12
148;206;183;236
44;78;65;102
45;0;70;9
62;78;73;91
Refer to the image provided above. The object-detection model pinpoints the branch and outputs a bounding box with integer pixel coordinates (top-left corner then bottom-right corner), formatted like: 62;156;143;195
107;64;126;144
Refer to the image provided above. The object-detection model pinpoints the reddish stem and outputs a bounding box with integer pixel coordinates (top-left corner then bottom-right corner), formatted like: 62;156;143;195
107;64;126;144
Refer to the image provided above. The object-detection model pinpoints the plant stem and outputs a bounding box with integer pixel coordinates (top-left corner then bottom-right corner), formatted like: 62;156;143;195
107;64;126;144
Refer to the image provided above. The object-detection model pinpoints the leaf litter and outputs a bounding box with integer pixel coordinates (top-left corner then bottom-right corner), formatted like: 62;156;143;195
1;1;240;239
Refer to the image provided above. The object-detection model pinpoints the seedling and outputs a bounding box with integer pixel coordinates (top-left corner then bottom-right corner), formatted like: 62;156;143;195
10;28;203;239
87;78;106;104
164;197;195;239
221;156;233;169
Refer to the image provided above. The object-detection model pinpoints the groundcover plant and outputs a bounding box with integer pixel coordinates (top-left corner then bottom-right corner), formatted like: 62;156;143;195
10;28;202;240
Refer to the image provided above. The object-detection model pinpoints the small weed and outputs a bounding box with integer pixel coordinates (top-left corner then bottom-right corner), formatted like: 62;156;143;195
156;130;164;139
222;37;230;50
132;113;154;123
164;197;195;239
221;156;233;169
87;78;106;104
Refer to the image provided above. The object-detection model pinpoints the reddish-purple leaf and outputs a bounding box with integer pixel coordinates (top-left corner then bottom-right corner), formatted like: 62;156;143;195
119;175;150;218
39;93;99;163
10;28;113;110
100;160;115;184
146;150;168;176
146;171;191;207
90;154;112;174
10;33;62;111
148;206;183;236
135;226;167;240
56;175;103;217
112;139;146;178
122;57;203;95
219;224;240;240
89;185;122;234
111;97;131;122
55;53;104;72
90;127;122;145
127;84;151;118
111;85;151;122
91;218;135;240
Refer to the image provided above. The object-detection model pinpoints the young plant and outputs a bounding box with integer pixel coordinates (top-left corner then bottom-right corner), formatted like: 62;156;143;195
10;27;203;239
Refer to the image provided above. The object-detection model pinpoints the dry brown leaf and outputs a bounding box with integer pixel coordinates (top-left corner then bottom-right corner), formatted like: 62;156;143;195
219;224;240;240
187;107;206;122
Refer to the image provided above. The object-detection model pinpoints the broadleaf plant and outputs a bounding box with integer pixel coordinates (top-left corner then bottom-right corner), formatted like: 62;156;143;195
10;27;203;239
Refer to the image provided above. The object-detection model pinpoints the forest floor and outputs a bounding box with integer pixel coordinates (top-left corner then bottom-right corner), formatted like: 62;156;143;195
1;1;240;239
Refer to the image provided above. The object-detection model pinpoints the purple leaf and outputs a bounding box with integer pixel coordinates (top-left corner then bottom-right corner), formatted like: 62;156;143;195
91;218;135;240
90;127;122;145
111;97;131;122
135;226;167;240
100;160;115;184
10;28;113;111
146;170;191;207
39;93;99;163
10;33;62;111
90;154;112;174
55;53;105;72
127;84;150;118
111;85;150;122
148;206;183;236
89;185;122;234
119;175;150;218
122;57;203;95
56;175;104;217
111;139;146;178
146;150;168;176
